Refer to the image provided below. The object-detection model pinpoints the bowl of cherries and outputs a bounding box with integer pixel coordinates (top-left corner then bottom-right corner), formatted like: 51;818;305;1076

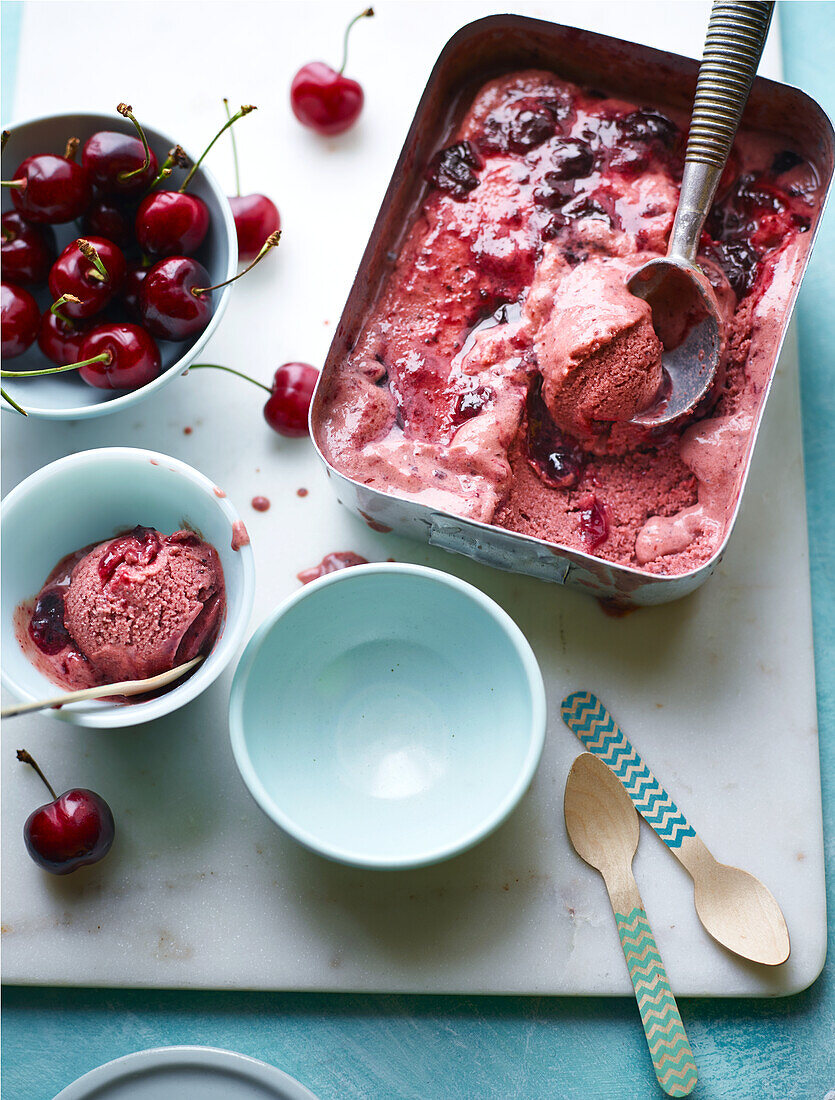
0;106;271;420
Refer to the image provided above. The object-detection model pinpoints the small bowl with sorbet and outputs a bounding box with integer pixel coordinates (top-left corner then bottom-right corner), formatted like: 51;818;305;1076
1;447;255;727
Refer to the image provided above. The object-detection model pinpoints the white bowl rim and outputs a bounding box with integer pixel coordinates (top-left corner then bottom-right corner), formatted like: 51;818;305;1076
1;110;238;421
228;562;547;869
52;1045;318;1100
1;446;256;728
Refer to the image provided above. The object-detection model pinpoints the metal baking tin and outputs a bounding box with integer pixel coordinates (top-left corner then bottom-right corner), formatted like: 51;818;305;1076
310;15;834;606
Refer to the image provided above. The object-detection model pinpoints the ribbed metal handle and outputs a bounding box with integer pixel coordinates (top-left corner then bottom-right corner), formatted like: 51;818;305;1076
686;0;774;168
668;0;773;264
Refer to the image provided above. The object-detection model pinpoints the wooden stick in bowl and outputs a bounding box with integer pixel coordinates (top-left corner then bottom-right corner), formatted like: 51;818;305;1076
1;657;204;718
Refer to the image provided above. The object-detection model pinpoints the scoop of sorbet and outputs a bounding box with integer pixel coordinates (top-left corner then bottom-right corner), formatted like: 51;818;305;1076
62;528;225;683
533;258;663;439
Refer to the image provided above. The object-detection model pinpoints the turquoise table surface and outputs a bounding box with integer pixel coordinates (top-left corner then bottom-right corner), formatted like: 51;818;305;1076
2;2;833;1097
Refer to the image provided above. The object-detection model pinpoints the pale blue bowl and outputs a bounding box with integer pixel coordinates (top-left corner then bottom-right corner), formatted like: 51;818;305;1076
229;564;546;869
1;447;255;727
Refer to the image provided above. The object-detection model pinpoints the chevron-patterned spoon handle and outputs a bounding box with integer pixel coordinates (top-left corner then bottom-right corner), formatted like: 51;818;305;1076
561;691;697;851
615;906;699;1096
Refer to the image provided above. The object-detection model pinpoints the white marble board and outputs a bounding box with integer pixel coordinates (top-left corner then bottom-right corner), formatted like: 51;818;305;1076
0;1;825;995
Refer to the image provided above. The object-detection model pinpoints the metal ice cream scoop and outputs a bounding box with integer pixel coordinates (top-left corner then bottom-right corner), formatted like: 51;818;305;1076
628;0;774;427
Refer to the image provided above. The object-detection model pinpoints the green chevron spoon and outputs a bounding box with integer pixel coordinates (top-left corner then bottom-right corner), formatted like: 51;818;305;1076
565;753;698;1097
561;690;790;967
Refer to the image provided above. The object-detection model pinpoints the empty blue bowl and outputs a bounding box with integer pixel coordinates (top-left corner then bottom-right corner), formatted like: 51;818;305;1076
229;563;546;869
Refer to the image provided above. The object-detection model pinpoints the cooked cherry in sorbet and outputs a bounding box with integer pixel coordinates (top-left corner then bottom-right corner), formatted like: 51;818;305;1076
29;590;73;655
525;379;585;490
426;142;483;200
98;525;162;584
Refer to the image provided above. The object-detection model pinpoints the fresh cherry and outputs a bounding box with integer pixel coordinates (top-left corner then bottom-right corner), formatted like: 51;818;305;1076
135;190;210;257
135;103;256;257
77;323;161;390
229;195;280;263
82;196;136;250
48;237;127;319
264;362;319;436
141;231;279;341
82;105;158;196
37;296;92;365
185;349;313;438
1;211;55;284
290;8;373;136
222;97;281;262
6;143;91;223
1;282;40;358
122;262;149;318
140;256;213;340
18;749;114;876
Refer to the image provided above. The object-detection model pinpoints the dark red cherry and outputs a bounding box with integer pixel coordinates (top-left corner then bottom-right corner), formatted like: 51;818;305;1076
290;8;373;136
426;141;483;201
291;64;364;136
82;130;158;196
77;323;161;390
29;588;72;654
135;191;210;257
525;377;585;489
9;153;91;223
544;138;595;180
1;211;55;284
18;750;114;876
1;282;40;358
578;494;609;551
98;525;161;583
48;237;127;319
122;262;149;318
229;194;280;262
263;362;319;436
480;96;561;154
140;256;213;340
82;197;136;250
37;309;93;365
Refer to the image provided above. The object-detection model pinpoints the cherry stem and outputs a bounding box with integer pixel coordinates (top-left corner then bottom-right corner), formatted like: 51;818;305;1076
116;103;152;181
1;352;110;379
1;129;9;154
1;388;28;416
146;146;187;192
16;749;57;800
1;178;26;190
64;136;80;161
339;7;374;75
179;105;256;193
192;230;280;295
50;294;81;326
76;238;109;282
223;98;241;197
187;363;271;394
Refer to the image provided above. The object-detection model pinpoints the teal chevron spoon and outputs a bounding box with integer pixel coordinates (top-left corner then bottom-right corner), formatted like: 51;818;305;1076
561;691;790;967
565;753;698;1097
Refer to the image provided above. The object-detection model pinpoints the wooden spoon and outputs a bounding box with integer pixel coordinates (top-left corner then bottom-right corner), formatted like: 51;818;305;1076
561;691;790;966
565;752;698;1097
1;657;204;718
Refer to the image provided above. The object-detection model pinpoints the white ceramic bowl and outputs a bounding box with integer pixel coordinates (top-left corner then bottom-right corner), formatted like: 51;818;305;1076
1;111;237;419
229;563;546;869
1;447;255;727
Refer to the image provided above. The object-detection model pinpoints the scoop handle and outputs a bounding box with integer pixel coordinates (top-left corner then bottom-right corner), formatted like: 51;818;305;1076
561;691;697;852
613;902;698;1096
669;0;774;263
